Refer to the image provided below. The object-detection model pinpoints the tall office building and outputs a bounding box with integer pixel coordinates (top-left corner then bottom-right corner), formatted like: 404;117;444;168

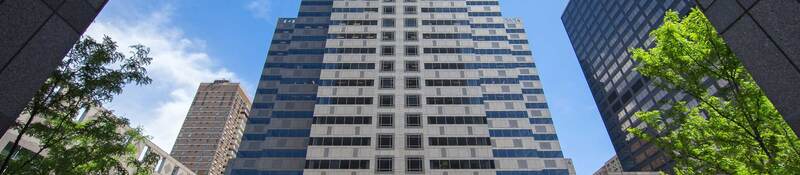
171;80;251;175
560;0;702;172
227;0;575;174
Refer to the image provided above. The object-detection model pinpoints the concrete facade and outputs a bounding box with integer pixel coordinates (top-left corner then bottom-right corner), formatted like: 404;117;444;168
227;0;575;175
0;107;195;175
0;0;108;135
698;0;800;136
171;80;251;175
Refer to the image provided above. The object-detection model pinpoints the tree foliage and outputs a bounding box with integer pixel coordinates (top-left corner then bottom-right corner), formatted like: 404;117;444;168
628;8;800;174
0;36;157;175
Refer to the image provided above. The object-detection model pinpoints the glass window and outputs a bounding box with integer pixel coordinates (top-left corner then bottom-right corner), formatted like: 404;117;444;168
380;77;394;89
378;135;394;149
406;114;421;127
406;134;422;149
382;46;395;56
382;31;395;41
405;61;419;71
405;31;418;41
377;157;393;172
406;157;423;172
404;6;417;14
405;46;419;56
383;18;395;27
380;61;394;72
383;6;395;14
380;95;394;107
405;77;420;89
379;114;393;127
404;18;417;27
405;95;420;107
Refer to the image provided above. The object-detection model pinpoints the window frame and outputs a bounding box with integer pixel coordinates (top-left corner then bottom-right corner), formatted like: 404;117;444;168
406;134;423;149
379;94;395;107
377;134;394;149
405;113;422;127
405;94;421;107
378;113;394;127
379;77;395;89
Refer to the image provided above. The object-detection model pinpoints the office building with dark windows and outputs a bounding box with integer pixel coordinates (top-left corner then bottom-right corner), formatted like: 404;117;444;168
561;0;696;172
227;0;575;174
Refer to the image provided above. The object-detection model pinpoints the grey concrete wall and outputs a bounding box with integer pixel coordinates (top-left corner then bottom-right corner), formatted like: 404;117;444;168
699;0;800;136
0;0;107;134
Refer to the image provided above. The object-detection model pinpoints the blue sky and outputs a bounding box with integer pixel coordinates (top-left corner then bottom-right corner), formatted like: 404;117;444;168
87;0;613;174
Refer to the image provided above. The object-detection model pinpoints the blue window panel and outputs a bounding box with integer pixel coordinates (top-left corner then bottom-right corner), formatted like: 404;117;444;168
421;8;468;13
468;12;502;16
248;118;271;124
471;23;505;28
533;134;559;140
472;36;508;41
253;103;275;109
298;12;331;16
268;51;288;56
496;169;570;175
509;40;529;44
289;49;326;55
300;1;332;5
261;75;282;80
483;94;524;101
492;149;563;158
277;94;317;101
294;24;329;29
280;78;318;85
479;78;519;84
274;29;294;33
512;51;533;55
321;63;375;69
521;89;544;94
332;8;371;13
268;129;311;137
489;129;534;137
231;170;304;175
525;103;549;109
257;89;278;94
238;149;307;158
292;36;328;41
271;40;291;44
506;29;526;33
486;111;528;118
264;63;323;69
466;1;499;5
474;49;512;55
518;75;540;80
272;111;315;118
529;118;553;124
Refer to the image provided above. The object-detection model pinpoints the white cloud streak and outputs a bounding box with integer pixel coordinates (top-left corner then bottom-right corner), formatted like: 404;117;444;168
85;6;241;151
246;0;273;20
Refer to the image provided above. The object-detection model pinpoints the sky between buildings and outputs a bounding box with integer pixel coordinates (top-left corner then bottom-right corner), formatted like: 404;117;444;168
86;0;614;174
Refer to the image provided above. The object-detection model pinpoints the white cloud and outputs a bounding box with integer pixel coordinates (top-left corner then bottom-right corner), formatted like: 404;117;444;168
246;0;273;20
85;6;241;151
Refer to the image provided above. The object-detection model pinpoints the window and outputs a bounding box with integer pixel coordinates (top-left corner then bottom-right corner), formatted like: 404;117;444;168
404;18;417;27
406;114;422;127
405;46;419;56
325;48;377;54
405;61;419;71
381;46;395;56
377;157;393;172
380;61;394;72
323;63;376;69
383;0;394;2
316;97;373;104
425;79;479;86
428;137;491;146
405;95;420;107
382;18;395;27
429;160;495;169
427;116;487;124
405;32;418;41
382;31;395;41
305;160;370;169
404;6;417;14
378;134;394;149
406;134;422;149
383;6;395;14
318;79;374;86
407;157;424;172
309;137;371;146
380;77;394;89
312;116;372;124
378;114;394;127
426;97;483;104
379;95;394;107
405;77;420;89
328;33;378;39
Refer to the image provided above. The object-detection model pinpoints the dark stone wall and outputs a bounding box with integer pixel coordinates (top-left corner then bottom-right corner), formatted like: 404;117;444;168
700;0;800;136
0;0;108;134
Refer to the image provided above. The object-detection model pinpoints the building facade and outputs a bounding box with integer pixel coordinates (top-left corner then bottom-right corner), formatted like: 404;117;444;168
171;80;251;175
227;0;574;174
561;0;700;172
0;107;196;175
0;0;108;135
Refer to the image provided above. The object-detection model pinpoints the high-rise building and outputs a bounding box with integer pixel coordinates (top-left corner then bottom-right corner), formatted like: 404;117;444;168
561;0;697;172
0;0;109;135
227;0;574;174
171;80;251;175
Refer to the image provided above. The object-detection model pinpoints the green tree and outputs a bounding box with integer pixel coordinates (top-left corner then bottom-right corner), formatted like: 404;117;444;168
628;8;800;174
0;36;157;175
